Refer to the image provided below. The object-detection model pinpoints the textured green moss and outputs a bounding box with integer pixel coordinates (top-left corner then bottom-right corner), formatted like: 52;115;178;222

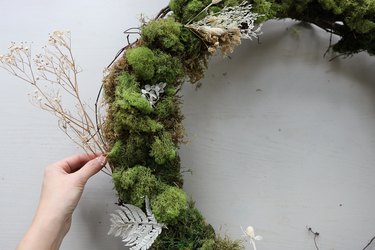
107;140;125;168
126;47;156;81
151;186;188;224
170;0;208;23
150;132;177;165
113;111;163;133
112;166;163;207
107;133;150;169
212;236;244;250
153;50;184;85
152;201;216;249
252;0;277;22
114;72;152;113
142;18;184;53
126;45;184;85
155;96;178;119
199;239;215;250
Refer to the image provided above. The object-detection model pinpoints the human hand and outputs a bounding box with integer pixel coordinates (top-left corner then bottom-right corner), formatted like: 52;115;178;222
17;153;107;250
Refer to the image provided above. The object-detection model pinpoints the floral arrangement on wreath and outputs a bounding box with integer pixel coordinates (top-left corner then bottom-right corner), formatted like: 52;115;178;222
1;0;375;249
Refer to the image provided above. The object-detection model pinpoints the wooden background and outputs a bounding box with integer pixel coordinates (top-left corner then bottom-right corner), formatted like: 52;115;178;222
1;1;375;249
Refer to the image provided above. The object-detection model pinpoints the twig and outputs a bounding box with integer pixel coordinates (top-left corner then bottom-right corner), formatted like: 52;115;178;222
155;5;170;19
363;236;375;250
307;226;320;250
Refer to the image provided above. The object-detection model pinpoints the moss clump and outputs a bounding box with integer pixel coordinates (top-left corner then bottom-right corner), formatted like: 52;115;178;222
152;201;216;249
212;236;244;250
169;0;245;24
252;0;277;23
151;186;188;224
150;132;177;165
199;239;215;250
114;72;152;114
142;18;184;53
112;166;163;207
107;133;150;169
126;47;156;81
107;140;126;168
153;50;184;85
319;0;375;33
155;96;179;119
113;111;163;133
126;46;184;85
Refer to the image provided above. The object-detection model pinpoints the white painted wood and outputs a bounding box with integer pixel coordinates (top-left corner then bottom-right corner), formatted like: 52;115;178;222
1;1;374;250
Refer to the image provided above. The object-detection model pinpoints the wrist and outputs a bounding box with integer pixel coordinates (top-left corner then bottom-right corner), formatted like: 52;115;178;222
17;210;70;250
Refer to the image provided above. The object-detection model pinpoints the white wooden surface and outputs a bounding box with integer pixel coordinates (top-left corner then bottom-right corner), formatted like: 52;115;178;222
1;1;375;250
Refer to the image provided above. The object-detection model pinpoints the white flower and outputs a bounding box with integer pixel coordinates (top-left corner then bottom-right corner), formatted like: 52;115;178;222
141;82;167;106
241;226;262;250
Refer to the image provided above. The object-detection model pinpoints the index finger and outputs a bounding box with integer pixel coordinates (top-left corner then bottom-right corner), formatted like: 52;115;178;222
53;153;99;173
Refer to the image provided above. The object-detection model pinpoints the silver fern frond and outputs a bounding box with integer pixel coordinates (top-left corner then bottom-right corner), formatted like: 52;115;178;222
108;196;165;250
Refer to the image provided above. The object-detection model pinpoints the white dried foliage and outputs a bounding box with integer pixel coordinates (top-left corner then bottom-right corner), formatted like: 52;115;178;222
108;197;165;250
141;82;166;106
186;1;262;55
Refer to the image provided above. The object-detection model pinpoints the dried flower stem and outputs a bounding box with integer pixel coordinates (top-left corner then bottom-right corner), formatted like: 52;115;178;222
0;31;111;172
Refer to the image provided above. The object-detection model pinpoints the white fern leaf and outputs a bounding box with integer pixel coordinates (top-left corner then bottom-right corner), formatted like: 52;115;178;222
108;196;165;250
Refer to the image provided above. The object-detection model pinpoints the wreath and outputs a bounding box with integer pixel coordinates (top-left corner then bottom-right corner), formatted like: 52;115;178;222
1;0;375;249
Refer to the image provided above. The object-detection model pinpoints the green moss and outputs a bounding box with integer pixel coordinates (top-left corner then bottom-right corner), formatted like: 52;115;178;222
151;186;188;224
183;0;209;23
319;0;375;33
170;0;210;23
154;96;178;119
148;156;184;188
152;201;216;249
252;0;277;22
164;85;178;96
150;132;177;165
179;27;204;57
114;72;152;114
213;236;244;250
126;47;156;81
142;18;184;53
113;111;163;133
112;166;163;206
125;45;184;85
107;133;150;169
223;0;242;6
199;239;215;250
153;50;184;85
107;140;125;168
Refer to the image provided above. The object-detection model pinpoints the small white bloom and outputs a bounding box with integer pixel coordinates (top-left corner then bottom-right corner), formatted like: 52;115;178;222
241;225;262;250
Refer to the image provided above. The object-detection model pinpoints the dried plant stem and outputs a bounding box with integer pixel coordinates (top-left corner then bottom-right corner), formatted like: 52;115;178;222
0;31;110;171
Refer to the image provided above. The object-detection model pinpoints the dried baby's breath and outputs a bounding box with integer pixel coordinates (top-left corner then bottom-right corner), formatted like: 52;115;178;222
0;31;109;173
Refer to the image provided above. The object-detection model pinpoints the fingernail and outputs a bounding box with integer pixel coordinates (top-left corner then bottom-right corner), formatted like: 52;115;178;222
97;155;107;166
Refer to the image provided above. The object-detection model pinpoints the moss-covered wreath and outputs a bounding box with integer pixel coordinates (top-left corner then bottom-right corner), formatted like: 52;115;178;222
103;0;375;249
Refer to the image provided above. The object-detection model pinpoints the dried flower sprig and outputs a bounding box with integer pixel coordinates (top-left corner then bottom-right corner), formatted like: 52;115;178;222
241;225;263;250
0;31;110;173
186;1;262;56
141;82;167;106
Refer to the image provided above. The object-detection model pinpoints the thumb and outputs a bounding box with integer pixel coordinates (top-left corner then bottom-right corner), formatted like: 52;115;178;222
74;155;107;183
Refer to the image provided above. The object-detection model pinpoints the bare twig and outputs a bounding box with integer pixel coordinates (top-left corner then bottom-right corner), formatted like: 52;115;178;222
155;5;171;19
307;226;320;250
362;236;375;250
